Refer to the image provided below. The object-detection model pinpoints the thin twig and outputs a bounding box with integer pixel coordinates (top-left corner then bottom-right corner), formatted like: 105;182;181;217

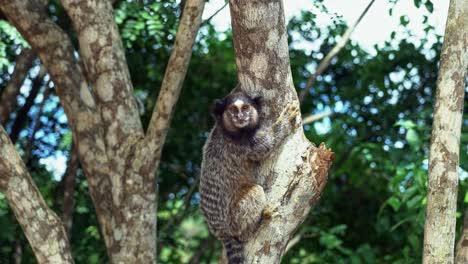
299;0;376;103
188;236;216;264
201;1;228;27
302;111;334;125
24;80;50;163
62;144;79;237
160;173;200;234
8;70;45;144
0;49;35;125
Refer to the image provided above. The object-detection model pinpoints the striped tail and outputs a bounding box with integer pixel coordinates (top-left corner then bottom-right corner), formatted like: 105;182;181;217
223;238;244;264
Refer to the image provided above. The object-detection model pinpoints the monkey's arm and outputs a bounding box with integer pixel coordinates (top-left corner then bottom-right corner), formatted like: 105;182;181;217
248;104;300;161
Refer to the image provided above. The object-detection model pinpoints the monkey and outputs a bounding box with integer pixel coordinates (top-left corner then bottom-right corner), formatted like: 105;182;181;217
199;91;298;264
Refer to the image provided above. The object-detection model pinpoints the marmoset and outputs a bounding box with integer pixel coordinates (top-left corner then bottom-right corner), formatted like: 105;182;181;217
200;91;298;263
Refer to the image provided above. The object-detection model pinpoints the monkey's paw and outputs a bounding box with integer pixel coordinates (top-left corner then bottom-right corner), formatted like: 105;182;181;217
286;104;301;127
274;103;300;128
248;131;274;160
262;203;280;222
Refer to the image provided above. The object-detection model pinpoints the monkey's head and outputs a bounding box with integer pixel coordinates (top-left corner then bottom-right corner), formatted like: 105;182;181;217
213;92;262;135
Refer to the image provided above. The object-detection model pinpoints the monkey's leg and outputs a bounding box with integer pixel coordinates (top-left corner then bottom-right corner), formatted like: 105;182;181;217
229;184;268;240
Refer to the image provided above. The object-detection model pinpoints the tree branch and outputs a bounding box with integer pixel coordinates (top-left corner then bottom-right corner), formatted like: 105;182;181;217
0;0;107;170
456;207;468;263
23;81;51;163
298;0;376;103
8;68;45;144
159;174;200;235
0;48;35;126
60;0;144;150
62;143;79;237
0;126;73;263
422;0;468;262
302;111;334;125
227;1;334;262
0;0;116;256
200;1;228;27
0;0;96;125
143;0;205;170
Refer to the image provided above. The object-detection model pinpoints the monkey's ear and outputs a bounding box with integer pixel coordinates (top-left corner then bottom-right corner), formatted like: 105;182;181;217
252;96;263;107
212;99;225;118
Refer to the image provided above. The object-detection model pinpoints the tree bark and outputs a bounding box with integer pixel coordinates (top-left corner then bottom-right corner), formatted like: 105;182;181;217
456;208;468;263
227;1;334;262
0;48;35;126
62;144;79;237
1;0;204;262
144;0;206;172
422;0;468;263
0;127;73;263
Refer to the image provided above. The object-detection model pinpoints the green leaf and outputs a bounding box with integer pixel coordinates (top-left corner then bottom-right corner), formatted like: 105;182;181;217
413;0;421;8
88;254;100;264
388;197;402;211
394;120;417;129
425;1;434;13
319;233;342;249
406;128;421;149
329;224;347;235
407;194;422;209
408;234;420;251
400;15;409;27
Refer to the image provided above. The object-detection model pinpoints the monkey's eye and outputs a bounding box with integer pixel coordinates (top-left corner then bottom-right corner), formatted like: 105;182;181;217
242;105;249;111
228;106;237;113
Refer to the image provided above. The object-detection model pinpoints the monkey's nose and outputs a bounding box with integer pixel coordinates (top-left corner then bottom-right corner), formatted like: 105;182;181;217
238;115;248;121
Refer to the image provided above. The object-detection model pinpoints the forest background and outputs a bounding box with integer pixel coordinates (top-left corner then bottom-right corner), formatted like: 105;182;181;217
0;0;466;263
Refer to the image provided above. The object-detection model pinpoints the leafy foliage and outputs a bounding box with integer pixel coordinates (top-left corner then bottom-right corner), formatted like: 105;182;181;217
0;0;467;263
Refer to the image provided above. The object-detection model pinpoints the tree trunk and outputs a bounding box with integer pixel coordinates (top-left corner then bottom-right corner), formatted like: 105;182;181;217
227;1;333;262
456;208;468;263
0;0;204;262
422;0;468;263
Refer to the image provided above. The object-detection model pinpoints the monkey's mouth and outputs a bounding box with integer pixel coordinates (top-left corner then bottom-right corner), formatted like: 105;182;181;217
234;118;249;128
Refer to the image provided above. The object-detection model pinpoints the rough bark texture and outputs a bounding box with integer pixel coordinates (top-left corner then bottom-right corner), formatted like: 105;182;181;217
422;0;468;263
0;48;35;125
62;145;79;236
0;127;73;264
145;0;205;172
456;208;468;264
227;1;334;262
0;0;204;262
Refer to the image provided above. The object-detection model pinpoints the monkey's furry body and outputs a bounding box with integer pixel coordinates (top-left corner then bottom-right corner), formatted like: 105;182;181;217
200;92;297;264
200;125;268;263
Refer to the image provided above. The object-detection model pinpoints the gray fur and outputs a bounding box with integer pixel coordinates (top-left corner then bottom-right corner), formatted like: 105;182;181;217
200;91;298;263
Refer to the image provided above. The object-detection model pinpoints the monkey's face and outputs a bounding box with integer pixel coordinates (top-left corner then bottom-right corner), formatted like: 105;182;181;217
227;100;253;128
223;99;259;132
213;92;262;135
